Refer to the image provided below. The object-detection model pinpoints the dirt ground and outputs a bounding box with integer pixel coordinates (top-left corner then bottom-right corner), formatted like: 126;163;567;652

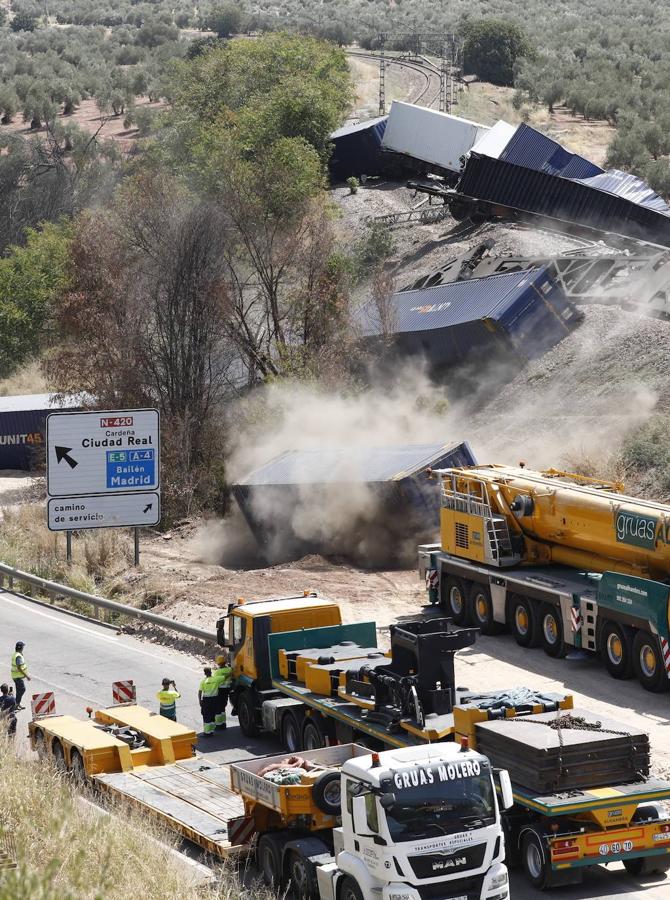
2;96;165;153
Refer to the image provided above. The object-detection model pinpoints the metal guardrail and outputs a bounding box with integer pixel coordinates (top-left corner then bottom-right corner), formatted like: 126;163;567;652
0;563;216;643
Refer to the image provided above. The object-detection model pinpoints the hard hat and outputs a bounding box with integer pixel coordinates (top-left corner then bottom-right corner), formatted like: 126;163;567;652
15;641;25;650
216;654;227;665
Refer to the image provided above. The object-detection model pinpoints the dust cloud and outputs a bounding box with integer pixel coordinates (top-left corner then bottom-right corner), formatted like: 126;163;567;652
197;303;662;569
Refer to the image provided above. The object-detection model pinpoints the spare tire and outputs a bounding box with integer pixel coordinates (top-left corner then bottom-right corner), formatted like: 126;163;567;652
312;770;341;816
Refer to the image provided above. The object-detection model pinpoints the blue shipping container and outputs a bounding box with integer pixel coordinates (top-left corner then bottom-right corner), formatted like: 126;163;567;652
0;393;81;470
458;153;670;246
233;440;476;558
499;122;603;180
360;267;581;369
329;116;388;180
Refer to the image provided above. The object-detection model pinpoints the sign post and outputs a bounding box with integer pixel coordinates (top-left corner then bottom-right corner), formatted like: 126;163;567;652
46;409;160;561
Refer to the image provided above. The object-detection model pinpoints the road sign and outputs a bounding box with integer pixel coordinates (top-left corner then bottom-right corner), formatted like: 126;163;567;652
47;408;159;498
47;492;160;531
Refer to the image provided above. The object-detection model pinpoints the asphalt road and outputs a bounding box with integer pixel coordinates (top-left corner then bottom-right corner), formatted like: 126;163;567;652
2;591;668;899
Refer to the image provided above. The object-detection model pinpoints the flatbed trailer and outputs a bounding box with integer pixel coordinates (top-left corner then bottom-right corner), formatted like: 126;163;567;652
224;608;670;889
28;704;250;858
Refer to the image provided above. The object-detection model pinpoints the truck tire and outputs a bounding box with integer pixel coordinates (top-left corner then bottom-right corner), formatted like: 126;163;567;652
339;876;364;900
257;833;286;888
623;856;670;876
237;689;260;737
509;595;541;648
302;717;329;750
632;631;669;692
281;712;303;753
287;850;319;900
521;831;549;889
443;576;468;625
469;583;504;635
540;604;567;658
601;621;633;679
312;770;341;816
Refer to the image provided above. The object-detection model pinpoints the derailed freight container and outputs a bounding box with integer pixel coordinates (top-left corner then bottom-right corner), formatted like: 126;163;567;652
458;153;670;246
232;441;476;560
0;393;81;470
381;101;488;177
360;267;582;371
329;116;387;180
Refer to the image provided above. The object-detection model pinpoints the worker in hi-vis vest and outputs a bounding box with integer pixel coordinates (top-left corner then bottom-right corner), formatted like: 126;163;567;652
11;641;30;710
156;678;180;721
198;667;219;737
212;653;232;730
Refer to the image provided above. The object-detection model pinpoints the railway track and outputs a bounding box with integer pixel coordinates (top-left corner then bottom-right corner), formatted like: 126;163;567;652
346;49;441;109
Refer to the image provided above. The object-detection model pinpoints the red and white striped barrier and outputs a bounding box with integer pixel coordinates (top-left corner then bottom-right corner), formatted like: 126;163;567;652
31;692;56;719
228;815;256;847
570;607;582;632
426;570;439;589
661;637;670;679
112;680;136;705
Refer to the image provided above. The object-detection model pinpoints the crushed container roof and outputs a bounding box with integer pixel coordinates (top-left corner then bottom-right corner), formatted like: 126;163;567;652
498;123;603;179
235;442;470;486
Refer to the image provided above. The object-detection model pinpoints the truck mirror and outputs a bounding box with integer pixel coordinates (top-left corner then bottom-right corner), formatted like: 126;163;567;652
379;792;396;810
497;769;514;810
352;795;376;835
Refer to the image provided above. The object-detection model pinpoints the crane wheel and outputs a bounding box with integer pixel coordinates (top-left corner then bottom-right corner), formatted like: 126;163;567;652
632;631;669;692
469;583;504;635
508;595;541;648
443;576;468;625
339;876;364;900
601;622;633;679
539;604;567;658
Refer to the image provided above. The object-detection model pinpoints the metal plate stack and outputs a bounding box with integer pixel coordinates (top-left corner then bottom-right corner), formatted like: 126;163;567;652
475;708;650;793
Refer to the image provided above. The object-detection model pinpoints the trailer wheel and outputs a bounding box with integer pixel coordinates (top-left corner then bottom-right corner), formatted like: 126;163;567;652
312;770;341;816
633;631;669;692
601;622;633;679
443;576;468;625
469;583;504;635
623;856;670;876
33;729;46;759
51;739;67;771
302;717;327;750
288;851;319;900
521;831;549;889
339;876;364;900
509;595;541;648
257;833;285;888
281;712;303;753
540;604;566;658
237;690;260;737
70;750;86;782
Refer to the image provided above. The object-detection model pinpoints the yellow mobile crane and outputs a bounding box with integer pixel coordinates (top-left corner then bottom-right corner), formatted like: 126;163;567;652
419;464;670;691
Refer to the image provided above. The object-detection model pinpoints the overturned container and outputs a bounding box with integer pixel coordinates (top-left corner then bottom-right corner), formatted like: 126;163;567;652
232;441;476;563
329;116;388;180
359;266;582;371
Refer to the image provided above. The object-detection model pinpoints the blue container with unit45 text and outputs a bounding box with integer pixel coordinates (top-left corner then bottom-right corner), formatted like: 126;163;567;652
106;449;156;488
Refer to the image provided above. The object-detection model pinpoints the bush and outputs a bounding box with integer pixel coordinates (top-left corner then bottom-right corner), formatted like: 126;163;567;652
346;175;359;194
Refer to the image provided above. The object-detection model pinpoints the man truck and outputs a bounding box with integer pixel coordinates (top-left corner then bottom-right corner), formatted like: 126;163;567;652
418;464;670;691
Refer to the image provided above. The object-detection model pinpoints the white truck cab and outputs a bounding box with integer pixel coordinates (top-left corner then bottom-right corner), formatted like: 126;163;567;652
317;743;512;900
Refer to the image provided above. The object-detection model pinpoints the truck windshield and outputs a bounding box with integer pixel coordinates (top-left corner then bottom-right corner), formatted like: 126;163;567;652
381;767;495;842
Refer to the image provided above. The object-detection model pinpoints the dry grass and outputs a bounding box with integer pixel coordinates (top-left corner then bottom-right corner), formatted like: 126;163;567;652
0;504;133;600
0;734;267;899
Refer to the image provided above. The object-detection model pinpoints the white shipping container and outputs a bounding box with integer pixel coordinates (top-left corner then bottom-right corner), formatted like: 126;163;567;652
470;119;518;160
381;101;489;174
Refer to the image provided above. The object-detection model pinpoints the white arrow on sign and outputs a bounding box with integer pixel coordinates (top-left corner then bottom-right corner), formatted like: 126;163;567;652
47;492;161;532
47;408;159;497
